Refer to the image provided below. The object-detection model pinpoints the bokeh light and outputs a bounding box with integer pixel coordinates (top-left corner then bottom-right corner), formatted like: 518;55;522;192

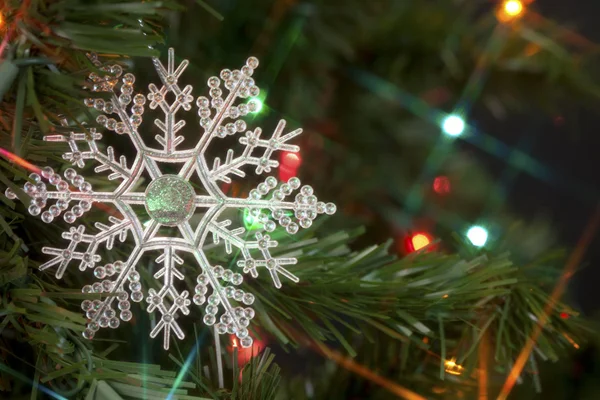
282;152;302;169
279;151;302;182
497;0;525;22
410;233;431;252
249;97;263;113
441;114;465;137
243;208;262;230
467;226;488;247
228;331;267;367
444;358;464;376
433;176;451;195
503;0;524;17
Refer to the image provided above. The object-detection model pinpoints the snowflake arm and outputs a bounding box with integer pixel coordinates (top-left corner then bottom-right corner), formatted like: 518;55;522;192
38;216;131;278
178;57;261;181
239;232;299;288
207;220;298;287
209;220;249;254
149;47;194;153
83;54;145;143
83;53;163;182
44;120;131;182
82;246;145;335
191;249;256;347
147;247;191;350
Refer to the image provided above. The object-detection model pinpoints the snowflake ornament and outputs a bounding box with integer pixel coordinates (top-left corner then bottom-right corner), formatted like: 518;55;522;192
10;49;336;349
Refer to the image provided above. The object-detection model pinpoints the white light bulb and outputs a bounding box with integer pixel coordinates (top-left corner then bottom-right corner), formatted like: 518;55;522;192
467;226;488;247
442;115;465;137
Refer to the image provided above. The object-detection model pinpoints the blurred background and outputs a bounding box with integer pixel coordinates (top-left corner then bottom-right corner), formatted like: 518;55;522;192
1;0;600;398
138;0;600;397
147;0;600;313
148;0;600;291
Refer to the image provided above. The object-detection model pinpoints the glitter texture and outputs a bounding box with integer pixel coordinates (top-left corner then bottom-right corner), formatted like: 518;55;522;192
14;49;337;350
145;175;195;226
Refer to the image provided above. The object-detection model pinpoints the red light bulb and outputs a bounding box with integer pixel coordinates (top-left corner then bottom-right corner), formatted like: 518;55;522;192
433;176;451;195
281;152;302;169
279;152;302;182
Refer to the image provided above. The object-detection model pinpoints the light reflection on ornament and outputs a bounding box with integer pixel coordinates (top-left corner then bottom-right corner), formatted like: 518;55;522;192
243;208;263;231
249;97;263;113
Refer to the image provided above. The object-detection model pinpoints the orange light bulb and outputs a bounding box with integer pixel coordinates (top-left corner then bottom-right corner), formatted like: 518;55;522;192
505;1;523;16
497;0;525;22
411;233;431;252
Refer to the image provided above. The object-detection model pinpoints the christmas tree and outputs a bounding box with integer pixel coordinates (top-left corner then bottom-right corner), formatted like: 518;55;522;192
1;1;598;399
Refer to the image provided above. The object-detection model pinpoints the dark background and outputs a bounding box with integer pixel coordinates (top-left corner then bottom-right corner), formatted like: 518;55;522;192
509;0;600;313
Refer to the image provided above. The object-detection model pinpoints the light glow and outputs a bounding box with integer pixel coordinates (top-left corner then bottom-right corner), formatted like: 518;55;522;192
444;358;464;376
243;208;263;231
467;226;489;247
503;0;524;17
441;115;465;137
281;152;302;169
497;0;525;22
411;233;431;252
0;147;42;173
433;176;451;195
249;97;263;113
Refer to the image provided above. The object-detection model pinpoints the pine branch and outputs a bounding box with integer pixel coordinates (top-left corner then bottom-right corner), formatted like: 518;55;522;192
231;224;591;390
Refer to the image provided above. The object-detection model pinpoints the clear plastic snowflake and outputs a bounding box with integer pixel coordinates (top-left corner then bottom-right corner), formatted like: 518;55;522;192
10;48;336;349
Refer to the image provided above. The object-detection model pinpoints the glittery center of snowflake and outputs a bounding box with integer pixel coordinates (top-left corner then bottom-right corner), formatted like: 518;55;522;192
10;48;337;350
145;175;195;226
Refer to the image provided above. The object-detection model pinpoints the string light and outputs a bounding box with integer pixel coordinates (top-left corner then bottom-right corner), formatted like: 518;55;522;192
433;176;451;195
279;151;302;182
0;147;42;173
467;225;488;247
497;0;525;22
562;333;580;349
444;358;464;375
504;0;524;17
408;233;432;252
242;208;263;230
441;114;465;137
249;97;263;113
228;332;267;367
281;152;302;169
